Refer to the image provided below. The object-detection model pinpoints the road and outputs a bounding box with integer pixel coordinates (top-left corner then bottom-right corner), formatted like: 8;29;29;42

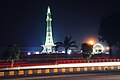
1;62;120;70
6;71;120;80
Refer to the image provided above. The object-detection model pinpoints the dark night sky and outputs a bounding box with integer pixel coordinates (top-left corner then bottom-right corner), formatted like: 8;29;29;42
0;0;120;47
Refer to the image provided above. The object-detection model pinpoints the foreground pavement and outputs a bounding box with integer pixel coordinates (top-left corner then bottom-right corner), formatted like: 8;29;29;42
6;71;120;80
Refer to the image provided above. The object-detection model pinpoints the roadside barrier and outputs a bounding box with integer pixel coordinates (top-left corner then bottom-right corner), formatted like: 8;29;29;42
1;59;120;68
0;65;120;79
57;58;120;64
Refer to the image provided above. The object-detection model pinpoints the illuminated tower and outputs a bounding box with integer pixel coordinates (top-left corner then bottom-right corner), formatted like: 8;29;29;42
41;6;54;53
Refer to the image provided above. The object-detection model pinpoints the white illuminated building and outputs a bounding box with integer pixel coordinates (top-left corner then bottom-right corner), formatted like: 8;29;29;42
92;41;110;54
41;6;55;53
92;43;104;54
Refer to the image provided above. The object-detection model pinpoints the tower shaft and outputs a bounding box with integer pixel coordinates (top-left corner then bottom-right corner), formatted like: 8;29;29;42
41;6;54;53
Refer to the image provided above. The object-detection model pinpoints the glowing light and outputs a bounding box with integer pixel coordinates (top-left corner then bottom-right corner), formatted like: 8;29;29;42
85;38;97;45
88;40;95;45
35;51;40;54
61;50;72;54
68;50;72;54
106;47;110;50
27;52;31;55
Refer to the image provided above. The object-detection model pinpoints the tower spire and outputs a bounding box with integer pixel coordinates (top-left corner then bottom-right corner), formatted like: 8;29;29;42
41;6;54;53
47;6;51;14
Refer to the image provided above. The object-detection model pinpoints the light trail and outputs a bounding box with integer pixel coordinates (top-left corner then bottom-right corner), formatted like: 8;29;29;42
1;62;120;71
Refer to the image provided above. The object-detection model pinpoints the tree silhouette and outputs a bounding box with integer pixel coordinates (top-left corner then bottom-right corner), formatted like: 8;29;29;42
98;11;120;57
81;43;93;59
4;44;20;67
55;36;78;54
81;43;93;53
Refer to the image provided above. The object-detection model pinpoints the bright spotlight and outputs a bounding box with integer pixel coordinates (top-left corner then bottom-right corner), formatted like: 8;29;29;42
35;51;40;54
27;52;31;55
68;50;72;54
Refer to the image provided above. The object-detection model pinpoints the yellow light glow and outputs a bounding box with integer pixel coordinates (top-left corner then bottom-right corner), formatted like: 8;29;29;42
88;40;95;45
85;37;97;45
106;47;110;50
